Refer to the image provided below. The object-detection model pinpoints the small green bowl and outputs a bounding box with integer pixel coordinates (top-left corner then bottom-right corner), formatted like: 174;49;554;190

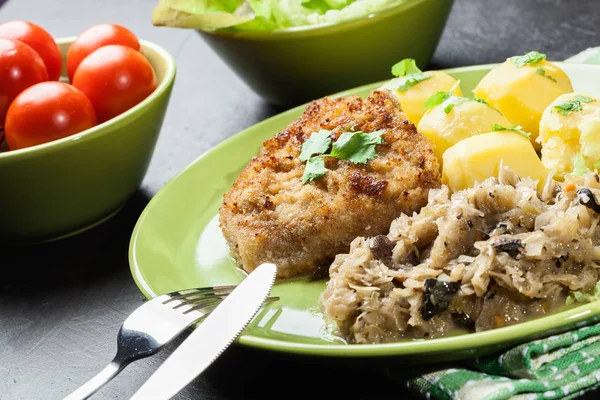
197;0;454;108
0;37;176;243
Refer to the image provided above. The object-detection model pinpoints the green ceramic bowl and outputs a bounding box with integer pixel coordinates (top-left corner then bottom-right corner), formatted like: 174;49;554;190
0;37;176;243
197;0;454;108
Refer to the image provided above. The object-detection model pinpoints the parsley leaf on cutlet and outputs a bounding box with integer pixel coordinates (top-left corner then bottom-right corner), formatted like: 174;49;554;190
302;156;328;183
299;129;332;161
329;130;384;164
300;130;385;183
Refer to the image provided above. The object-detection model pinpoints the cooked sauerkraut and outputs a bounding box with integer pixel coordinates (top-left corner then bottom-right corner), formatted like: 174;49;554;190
319;166;600;343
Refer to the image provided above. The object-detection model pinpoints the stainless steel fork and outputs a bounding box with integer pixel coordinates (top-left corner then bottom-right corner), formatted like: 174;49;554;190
64;286;278;400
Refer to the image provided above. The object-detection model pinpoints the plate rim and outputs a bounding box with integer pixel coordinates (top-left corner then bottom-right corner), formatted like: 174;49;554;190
129;61;600;357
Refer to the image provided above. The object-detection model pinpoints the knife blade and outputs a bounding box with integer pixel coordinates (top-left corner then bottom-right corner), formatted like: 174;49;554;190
129;262;277;400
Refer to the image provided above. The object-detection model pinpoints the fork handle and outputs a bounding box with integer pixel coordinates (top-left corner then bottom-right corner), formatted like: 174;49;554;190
63;359;124;400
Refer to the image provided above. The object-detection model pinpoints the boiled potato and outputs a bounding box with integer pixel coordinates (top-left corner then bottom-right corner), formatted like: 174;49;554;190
417;97;513;162
442;130;548;192
539;93;600;179
385;70;462;126
473;55;573;148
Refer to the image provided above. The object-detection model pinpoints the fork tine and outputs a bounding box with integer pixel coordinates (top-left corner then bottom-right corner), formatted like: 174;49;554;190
172;293;227;310
181;295;280;315
162;285;237;304
170;289;236;309
264;296;280;304
181;296;226;314
176;285;237;295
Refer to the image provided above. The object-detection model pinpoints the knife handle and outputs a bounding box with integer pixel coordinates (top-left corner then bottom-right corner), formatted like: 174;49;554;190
63;358;124;400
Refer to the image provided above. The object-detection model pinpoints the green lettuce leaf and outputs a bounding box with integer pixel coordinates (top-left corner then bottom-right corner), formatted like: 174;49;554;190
152;1;253;30
152;0;407;32
164;0;242;13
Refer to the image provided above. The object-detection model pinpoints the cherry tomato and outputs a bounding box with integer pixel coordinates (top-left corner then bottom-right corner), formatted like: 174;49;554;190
0;38;48;126
0;20;62;81
72;45;156;123
67;24;140;81
5;81;97;150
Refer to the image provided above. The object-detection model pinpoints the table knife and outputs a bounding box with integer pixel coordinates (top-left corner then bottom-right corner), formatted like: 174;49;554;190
129;262;277;400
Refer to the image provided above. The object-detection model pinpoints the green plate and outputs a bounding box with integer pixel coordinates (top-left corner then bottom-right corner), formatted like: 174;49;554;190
129;63;600;362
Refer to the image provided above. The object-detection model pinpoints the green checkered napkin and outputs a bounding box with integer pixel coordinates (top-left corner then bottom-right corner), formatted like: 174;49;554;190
404;48;600;400
406;323;600;399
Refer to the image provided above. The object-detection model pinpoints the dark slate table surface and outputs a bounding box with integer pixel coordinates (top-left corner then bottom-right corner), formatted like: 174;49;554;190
2;0;600;399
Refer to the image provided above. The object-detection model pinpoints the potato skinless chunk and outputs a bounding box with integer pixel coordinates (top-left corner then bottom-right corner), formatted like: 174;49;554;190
417;98;512;163
383;70;462;126
473;59;573;148
539;92;600;180
442;131;548;192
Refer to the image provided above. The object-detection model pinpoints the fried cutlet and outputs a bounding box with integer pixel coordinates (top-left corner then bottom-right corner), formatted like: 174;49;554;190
219;90;441;278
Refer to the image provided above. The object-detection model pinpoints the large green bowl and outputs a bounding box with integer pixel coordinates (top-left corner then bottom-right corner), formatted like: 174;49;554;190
0;38;176;243
198;0;454;108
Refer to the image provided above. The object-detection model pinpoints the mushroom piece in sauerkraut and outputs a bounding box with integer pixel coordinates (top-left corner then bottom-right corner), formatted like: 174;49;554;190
319;167;600;343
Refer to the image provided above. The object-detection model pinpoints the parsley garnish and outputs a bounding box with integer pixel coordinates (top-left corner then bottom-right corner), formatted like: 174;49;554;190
329;130;384;163
421;81;466;114
389;58;432;92
573;153;590;176
391;58;421;77
594;159;600;171
302;157;328;183
422;92;452;110
510;51;547;67
443;97;470;113
394;75;433;92
473;97;503;114
492;124;531;139
553;95;595;116
299;129;331;161
422;91;469;114
422;91;450;109
535;68;557;82
300;130;384;183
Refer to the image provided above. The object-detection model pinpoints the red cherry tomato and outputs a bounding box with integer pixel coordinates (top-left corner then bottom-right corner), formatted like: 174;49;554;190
67;24;140;81
0;20;62;81
0;38;48;126
5;81;97;150
72;45;156;123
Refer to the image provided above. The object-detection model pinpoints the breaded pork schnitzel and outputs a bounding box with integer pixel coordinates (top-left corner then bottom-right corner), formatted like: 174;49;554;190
219;90;440;278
